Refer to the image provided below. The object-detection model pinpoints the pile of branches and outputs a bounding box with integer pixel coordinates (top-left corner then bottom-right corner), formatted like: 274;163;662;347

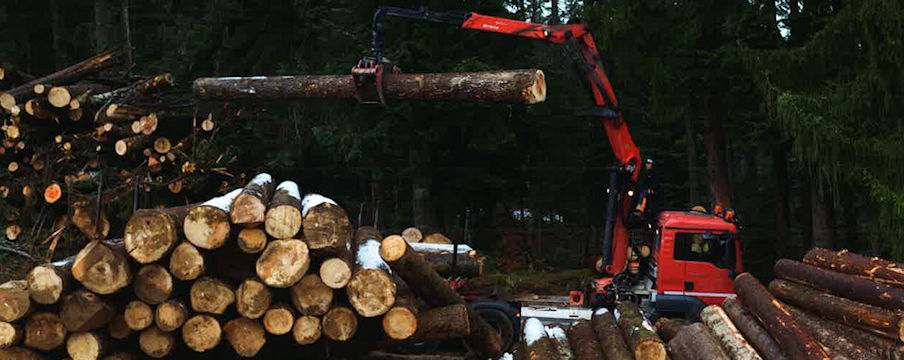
0;173;504;360
0;50;232;258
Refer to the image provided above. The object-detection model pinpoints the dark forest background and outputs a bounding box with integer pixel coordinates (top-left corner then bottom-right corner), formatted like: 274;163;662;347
1;0;902;280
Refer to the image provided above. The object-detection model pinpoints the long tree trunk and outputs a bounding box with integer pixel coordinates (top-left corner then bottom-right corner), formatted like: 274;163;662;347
193;69;547;104
0;50;119;110
703;92;732;208
592;308;634;360
811;184;836;249
701;305;763;360
567;320;603;360
785;304;881;360
774;259;904;311
93;0;122;52
722;297;789;360
774;142;791;256
803;248;904;286
668;323;731;360
615;301;667;360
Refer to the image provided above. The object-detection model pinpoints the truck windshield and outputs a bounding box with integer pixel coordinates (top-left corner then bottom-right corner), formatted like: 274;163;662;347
673;232;735;269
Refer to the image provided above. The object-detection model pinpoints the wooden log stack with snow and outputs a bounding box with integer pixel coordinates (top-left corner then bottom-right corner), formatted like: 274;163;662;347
230;173;275;227
183;189;241;250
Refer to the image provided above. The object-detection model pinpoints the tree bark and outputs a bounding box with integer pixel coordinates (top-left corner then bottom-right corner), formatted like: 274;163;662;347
785;304;881;360
0;322;23;349
255;239;309;288
768;279;904;340
322;306;357;341
235;278;271;320
410;303;470;342
72;240;131;295
154;300;187;332
592;308;634;360
722;297;789;360
734;273;830;360
292;315;321;345
194;69;547;104
615;301;667;360
124;206;191;263
803;248;904;286
190;277;235;315
133;264;173;305
124;300;153;331
24;312;67;351
230;173;275;227
265;181;302;239
224;317;267;358
302;194;353;255
183;189;241;249
567;319;603;360
667;322;731;360
60;289;114;332
379;234;503;359
522;318;558;360
169;241;205;281
654;317;686;342
701;305;763;360
347;268;397;317
290;274;333;316
138;326;173;358
181;314;221;353
0;50;119;111
262;303;294;335
0;280;32;322
774;259;904;311
66;331;109;360
703;91;732;208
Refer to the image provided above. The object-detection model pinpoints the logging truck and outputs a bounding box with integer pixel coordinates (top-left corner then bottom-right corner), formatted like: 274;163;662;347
351;5;744;340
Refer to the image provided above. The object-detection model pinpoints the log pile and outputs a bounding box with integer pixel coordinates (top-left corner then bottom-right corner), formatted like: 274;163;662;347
0;174;508;360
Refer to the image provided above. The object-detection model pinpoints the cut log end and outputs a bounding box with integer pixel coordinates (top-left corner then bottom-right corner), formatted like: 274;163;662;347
134;264;173;305
224;317;266;358
237;228;267;254
347;269;396;317
183;206;231;250
124;301;154;331
236;279;272;320
379;235;408;262
124;209;179;264
401;227;423;243
24;312;67;351
256;239;310;288
302;200;353;252
190;277;235;315
182;315;221;353
47;87;71;108
154;300;187;332
169;242;204;281
4;225;20;241
66;332;106;360
292;316;321;345
153;137;171;154
26;266;65;304
230;193;267;226
43;183;62;204
290;274;333;316
61;289;114;332
72;240;131;295
264;205;302;240
0;321;22;348
319;258;352;289
383;307;418;340
262;305;294;335
322;307;357;341
139;327;174;358
106;314;131;340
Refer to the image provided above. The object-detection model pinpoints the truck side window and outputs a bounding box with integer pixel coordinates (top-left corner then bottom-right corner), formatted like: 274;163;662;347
674;232;727;266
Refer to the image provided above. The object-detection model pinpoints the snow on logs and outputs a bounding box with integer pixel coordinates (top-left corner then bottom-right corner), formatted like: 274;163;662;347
230;173;275;227
193;69;548;105
183;188;241;249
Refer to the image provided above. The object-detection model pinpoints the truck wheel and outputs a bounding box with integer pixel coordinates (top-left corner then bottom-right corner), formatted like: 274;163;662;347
474;306;516;353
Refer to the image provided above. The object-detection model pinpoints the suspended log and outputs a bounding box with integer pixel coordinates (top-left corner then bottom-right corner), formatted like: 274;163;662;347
380;234;503;359
302;194;353;254
722;297;789;360
667;322;731;360
785;304;880;360
236;279;271;319
48;84;111;108
134;264;173;305
182;314;221;353
106;313;131;340
322;306;357;341
169;242;205;281
402;227;423;243
262;303;295;335
768;279;904;341
255;239;309;288
347;268;397;317
654;317;686;342
522;318;558;360
615;301;667;360
804;248;904;287
0;346;42;360
193;69;547;104
592;308;633;360
155;300;187;332
66;331;109;360
0;50;119;111
183;189;241;250
190;277;235;315
290;274;333;316
229;173;275;226
24;312;67;351
60;289;114;332
0;280;32;322
237;228;268;254
265;181;302;239
320;257;352;289
775;259;904;311
734;273;830;360
292;315;321;345
71;240;131;295
124;206;191;264
567;319;603;360
0;321;23;348
224;317;267;358
138;326;174;358
701;305;763;360
124;300;154;331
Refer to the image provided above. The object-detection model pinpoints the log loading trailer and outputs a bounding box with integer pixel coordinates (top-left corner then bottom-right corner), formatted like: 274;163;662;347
352;5;745;352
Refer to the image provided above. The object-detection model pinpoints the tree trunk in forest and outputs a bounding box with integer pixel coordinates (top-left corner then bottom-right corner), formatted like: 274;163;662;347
811;184;836;249
785;304;881;360
411;135;433;231
49;0;68;69
94;0;122;52
703;92;732;208
774;142;791;256
615;301;666;360
722;297;789;360
774;259;904;311
686;114;699;204
801;179;814;251
193;69;547;104
567;320;603;360
700;305;763;360
668;322;731;360
803;248;904;286
733;273;830;360
768;279;904;341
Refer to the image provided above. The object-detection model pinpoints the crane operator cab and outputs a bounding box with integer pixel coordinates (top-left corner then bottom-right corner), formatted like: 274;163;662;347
589;206;742;321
